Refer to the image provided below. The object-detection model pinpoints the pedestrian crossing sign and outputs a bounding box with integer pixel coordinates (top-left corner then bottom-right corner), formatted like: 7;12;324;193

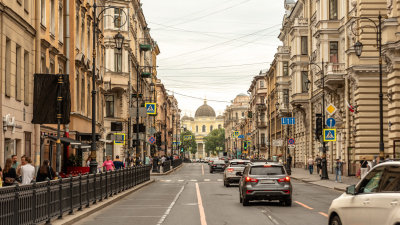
184;135;192;140
145;103;157;115
114;133;125;145
323;129;336;142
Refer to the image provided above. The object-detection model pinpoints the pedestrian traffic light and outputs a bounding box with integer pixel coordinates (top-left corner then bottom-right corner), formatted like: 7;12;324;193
156;132;162;146
316;113;322;137
243;141;247;150
181;148;184;152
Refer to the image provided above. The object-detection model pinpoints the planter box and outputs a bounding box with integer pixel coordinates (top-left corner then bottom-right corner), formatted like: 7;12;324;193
67;166;90;175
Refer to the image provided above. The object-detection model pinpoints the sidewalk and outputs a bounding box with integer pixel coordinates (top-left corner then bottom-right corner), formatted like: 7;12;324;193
290;168;360;192
150;164;184;176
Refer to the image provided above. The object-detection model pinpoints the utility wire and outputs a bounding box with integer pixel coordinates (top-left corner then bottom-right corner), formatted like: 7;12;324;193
158;62;271;70
166;90;233;103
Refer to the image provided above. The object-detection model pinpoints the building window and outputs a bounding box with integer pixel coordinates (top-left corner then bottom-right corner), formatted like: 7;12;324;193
196;125;198;133
105;95;114;117
76;15;79;48
260;81;264;88
329;0;338;20
115;49;122;72
236;113;238;119
260;96;264;104
261;133;265;144
301;36;308;55
283;61;289;76
59;2;63;42
202;125;206;132
81;75;85;114
330;42;338;63
5;38;11;97
283;89;289;106
16;45;22;101
24;51;29;105
50;0;55;35
87;81;90;117
81;20;84;52
210;125;213;131
301;72;308;93
41;0;46;26
242;112;245;117
76;71;79;111
114;8;121;28
87;25;90;57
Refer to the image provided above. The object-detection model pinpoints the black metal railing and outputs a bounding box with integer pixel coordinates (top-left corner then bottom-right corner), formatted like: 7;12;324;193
183;158;191;163
172;159;182;168
0;165;151;225
163;161;171;173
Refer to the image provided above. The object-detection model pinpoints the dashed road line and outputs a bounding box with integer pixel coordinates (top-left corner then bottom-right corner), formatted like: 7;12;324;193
217;179;223;181
191;180;197;182
318;212;328;217
157;186;185;224
165;180;171;182
178;180;184;182
204;179;210;182
294;201;313;209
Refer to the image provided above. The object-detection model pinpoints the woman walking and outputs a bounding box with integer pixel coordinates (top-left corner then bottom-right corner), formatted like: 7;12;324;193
36;160;55;182
2;158;17;186
102;156;114;172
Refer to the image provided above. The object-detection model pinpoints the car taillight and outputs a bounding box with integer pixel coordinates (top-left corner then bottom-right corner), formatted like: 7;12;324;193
227;168;234;172
245;177;258;183
278;176;290;183
283;190;290;194
246;190;254;194
263;165;271;167
213;164;216;167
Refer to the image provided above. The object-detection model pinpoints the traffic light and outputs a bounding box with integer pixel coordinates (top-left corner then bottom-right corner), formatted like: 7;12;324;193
316;113;323;138
243;141;248;150
156;132;162;146
181;148;184;152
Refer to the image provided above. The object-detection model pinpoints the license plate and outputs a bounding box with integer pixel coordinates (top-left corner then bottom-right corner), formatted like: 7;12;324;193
261;180;275;184
216;166;222;168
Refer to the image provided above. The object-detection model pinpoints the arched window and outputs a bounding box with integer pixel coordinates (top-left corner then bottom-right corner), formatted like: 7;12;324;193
236;113;238;119
242;112;244;117
202;125;206;132
210;125;213;131
218;124;221;129
196;125;198;133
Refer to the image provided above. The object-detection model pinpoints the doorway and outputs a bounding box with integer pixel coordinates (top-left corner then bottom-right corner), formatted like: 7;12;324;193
347;146;356;176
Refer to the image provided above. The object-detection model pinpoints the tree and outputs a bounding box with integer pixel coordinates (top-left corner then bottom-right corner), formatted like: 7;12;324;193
180;130;197;155
204;128;225;156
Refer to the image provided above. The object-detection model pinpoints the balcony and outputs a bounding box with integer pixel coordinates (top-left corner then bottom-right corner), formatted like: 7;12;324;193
277;46;290;54
139;38;152;51
290;93;308;106
141;66;152;78
256;103;267;110
257;122;267;128
314;63;346;90
294;18;308;26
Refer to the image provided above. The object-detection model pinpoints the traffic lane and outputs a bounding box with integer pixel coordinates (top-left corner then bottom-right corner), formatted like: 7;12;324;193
73;181;182;225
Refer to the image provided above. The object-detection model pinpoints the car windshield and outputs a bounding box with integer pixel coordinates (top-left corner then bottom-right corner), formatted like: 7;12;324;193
213;161;225;164
230;162;248;167
250;166;285;175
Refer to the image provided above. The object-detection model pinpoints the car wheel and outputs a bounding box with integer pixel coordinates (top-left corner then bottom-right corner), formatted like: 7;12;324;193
330;215;342;225
210;170;213;173
285;198;292;206
242;198;250;206
239;192;243;203
226;181;230;187
223;179;226;186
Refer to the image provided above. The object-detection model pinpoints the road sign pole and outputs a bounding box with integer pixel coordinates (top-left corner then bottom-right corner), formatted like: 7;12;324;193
321;61;329;180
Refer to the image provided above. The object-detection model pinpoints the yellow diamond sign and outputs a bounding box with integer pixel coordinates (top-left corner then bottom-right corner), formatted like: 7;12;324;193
326;104;337;116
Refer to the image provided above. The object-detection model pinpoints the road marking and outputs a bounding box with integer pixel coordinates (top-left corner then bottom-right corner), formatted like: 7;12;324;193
318;212;328;217
202;165;204;174
191;180;197;182
204;179;210;182
157;186;185;224
178;180;184;182
294;201;313;209
218;179;223;181
97;216;162;218
165;180;171;182
196;183;207;225
160;180;165;182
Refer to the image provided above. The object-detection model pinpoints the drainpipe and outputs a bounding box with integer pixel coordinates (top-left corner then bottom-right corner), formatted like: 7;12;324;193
64;0;70;172
34;0;41;172
344;0;350;177
308;0;313;168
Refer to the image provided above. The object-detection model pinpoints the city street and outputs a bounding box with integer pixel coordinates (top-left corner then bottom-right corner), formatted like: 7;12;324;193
75;163;342;225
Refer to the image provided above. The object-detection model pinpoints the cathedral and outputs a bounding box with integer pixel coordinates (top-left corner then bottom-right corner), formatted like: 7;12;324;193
181;99;223;159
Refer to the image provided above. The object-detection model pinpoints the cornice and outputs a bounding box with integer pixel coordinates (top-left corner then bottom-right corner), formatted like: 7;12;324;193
41;39;51;49
1;5;35;37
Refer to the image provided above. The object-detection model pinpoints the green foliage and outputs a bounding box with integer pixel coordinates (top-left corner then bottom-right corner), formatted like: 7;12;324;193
180;130;197;155
204;128;225;155
66;153;83;167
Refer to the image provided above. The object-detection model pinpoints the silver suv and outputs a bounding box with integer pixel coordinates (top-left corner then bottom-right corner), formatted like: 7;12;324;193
223;159;250;187
237;162;292;206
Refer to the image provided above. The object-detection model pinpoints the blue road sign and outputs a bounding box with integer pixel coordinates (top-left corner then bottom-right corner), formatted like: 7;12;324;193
288;138;295;145
323;129;336;142
281;117;295;125
145;103;157;115
326;118;336;128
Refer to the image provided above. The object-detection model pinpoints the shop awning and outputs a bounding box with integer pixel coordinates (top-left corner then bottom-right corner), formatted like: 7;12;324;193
80;143;91;152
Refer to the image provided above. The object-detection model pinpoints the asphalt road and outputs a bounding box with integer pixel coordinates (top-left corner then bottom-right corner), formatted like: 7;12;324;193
74;163;342;225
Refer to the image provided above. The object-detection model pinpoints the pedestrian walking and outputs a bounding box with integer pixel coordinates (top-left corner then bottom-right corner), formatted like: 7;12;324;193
161;155;166;172
334;158;342;183
86;157;92;167
113;155;124;170
315;155;322;176
145;155;150;165
149;156;153;168
103;156;115;171
36;159;55;182
21;157;35;185
308;157;314;174
11;155;20;169
359;157;369;179
2;158;17;186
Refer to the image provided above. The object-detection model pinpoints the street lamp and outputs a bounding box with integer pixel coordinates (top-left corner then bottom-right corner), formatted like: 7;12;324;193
350;12;386;161
87;3;127;174
275;102;279;111
149;81;155;95
305;79;312;91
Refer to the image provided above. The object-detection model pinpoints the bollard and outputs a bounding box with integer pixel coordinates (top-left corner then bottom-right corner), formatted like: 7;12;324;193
58;177;63;219
78;174;83;211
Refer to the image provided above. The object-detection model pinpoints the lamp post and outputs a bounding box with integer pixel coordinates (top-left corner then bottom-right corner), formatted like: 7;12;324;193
351;13;385;161
172;114;175;156
305;61;328;179
88;3;127;174
163;102;167;156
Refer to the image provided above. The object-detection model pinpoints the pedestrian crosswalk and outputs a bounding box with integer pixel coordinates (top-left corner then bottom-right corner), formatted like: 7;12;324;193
159;179;224;182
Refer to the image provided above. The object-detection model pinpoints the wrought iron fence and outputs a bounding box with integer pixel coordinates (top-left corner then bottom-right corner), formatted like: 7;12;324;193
163;161;171;173
172;159;182;168
0;165;151;225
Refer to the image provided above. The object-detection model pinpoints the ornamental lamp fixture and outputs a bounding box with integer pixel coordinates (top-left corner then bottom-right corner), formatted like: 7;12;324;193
114;32;125;50
305;79;312;91
275;102;279;111
354;41;363;57
150;81;155;95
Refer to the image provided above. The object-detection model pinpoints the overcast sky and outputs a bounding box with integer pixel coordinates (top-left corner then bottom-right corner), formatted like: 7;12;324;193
142;0;286;117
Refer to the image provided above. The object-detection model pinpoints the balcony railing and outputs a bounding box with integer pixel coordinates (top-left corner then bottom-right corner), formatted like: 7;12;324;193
141;66;152;78
257;122;267;128
139;38;152;51
278;46;290;53
294;18;308;26
326;63;346;74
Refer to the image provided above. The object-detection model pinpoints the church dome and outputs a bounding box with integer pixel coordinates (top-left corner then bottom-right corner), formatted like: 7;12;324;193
216;115;223;119
237;93;247;97
195;100;216;117
181;115;190;121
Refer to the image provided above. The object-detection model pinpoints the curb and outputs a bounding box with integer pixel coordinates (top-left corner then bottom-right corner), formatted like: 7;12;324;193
41;179;155;225
291;176;346;192
150;164;184;176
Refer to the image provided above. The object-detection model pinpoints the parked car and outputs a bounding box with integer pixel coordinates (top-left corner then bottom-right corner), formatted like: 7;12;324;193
210;160;226;173
200;159;205;163
223;159;250;187
328;162;400;225
237;161;292;206
195;159;200;162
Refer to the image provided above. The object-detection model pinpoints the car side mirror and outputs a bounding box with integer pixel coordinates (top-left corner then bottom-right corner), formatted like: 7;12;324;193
346;185;356;195
236;172;243;176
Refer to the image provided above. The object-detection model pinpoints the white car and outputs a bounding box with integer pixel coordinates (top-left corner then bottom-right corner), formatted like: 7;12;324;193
195;159;200;162
223;159;250;187
328;161;400;225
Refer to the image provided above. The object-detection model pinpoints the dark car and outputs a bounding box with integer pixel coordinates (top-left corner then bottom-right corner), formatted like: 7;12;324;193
209;160;226;173
237;162;292;206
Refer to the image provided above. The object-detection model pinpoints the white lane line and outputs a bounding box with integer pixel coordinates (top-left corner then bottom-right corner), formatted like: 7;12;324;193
178;180;184;182
204;179;210;182
196;183;207;225
96;216;162;218
217;179;223;181
157;186;185;224
191;180;197;182
165;180;171;182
